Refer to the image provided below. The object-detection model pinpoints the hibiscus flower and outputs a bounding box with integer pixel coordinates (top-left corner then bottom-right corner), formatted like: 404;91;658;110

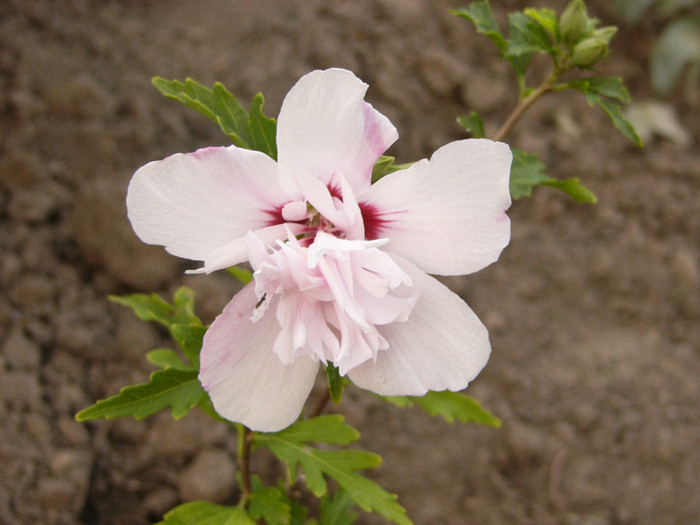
127;68;512;431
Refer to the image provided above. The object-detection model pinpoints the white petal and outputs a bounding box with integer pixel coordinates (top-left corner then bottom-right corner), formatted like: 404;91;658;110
277;68;397;197
127;146;287;262
348;256;491;396
199;284;319;432
188;223;305;275
361;139;512;275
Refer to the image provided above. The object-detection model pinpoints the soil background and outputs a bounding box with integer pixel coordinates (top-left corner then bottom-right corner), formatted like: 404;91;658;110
1;0;698;524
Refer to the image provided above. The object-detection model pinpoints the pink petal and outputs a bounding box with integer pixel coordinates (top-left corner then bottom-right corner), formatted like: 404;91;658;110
360;139;512;276
347;256;491;396
188;223;306;275
127;146;288;263
277;68;398;198
199;283;319;432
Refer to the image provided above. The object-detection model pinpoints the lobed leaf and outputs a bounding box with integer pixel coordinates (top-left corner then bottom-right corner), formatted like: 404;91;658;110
249;483;291;525
155;501;255;525
371;156;412;183
567;76;641;145
382;391;501;427
325;364;345;403
524;8;559;42
152;77;278;158
248;93;278;159
541;177;597;204
319;489;358;525
505;11;555;58
255;416;411;525
509;148;551;199
110;287;206;367
272;415;360;446
593;97;642;146
146;348;195;371
169;323;207;367
109;287;201;328
568;76;631;103
152;77;253;149
450;3;506;53
457;111;486;138
510;148;597;202
75;368;205;421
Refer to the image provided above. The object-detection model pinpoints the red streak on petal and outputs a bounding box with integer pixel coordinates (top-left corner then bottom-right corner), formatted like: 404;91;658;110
359;202;393;240
328;183;342;200
263;205;285;226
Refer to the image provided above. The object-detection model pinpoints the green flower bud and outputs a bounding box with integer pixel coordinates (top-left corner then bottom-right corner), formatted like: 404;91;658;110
560;0;590;45
571;37;608;67
592;26;618;45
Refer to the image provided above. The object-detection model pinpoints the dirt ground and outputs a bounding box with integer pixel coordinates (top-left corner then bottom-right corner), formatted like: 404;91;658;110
1;0;698;524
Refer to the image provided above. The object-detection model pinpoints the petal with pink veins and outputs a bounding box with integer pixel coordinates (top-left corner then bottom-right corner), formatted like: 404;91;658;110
347;255;491;396
360;139;512;276
199;283;319;432
127;146;288;262
276;69;398;200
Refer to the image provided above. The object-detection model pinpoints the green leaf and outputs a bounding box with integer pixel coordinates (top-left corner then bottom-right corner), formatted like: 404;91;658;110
524;8;559;42
541;177;597;204
567;77;641;145
249;484;291;525
381;391;501;427
109;293;175;327
450;3;506;53
211;81;255;148
325;364;344;403
320;489;358;525
509;148;551;199
75;368;205;421
287;496;309;525
152;77;278;158
226;265;254;284
248;93;278;159
505;11;555;58
111;287;206;367
152;77;254;149
156;501;255;525
170;323;207;367
568;76;630;102
592;97;642;146
372;155;396;182
109;287;201;329
255;416;411;525
272;415;360;445
457;111;486;138
510;148;597;202
146;348;195;371
371;156;412;183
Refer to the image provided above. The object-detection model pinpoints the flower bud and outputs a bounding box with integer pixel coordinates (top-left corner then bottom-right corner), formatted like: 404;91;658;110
560;0;590;45
592;26;618;45
571;37;608;67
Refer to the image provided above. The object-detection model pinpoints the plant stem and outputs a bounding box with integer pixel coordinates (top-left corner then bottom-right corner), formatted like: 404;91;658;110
310;389;331;418
492;69;560;142
238;425;254;501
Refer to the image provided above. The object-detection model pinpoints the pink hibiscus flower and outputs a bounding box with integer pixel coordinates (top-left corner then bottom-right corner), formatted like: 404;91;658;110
127;68;512;431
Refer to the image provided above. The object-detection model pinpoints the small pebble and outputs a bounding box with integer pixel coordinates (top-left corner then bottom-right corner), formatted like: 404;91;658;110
177;449;236;503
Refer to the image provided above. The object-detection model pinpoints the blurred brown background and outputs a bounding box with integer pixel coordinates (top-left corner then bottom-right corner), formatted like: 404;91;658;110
0;0;698;523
